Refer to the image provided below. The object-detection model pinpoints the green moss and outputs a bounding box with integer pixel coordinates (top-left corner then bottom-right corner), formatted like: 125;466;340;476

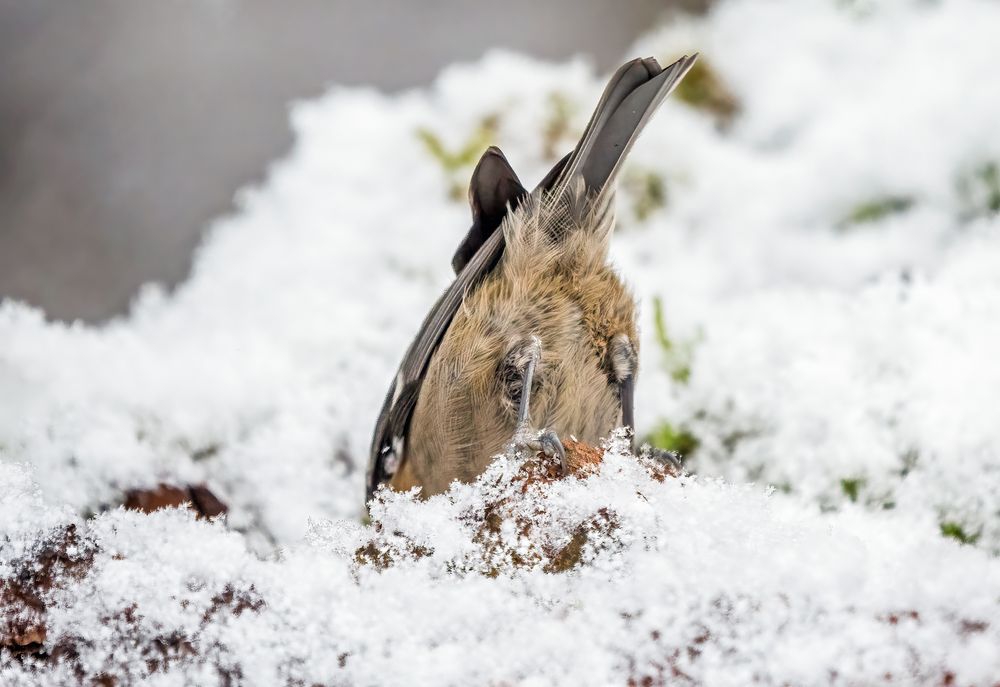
651;295;671;352
840;195;914;228
835;0;876;18
673;58;740;126
721;429;756;454
415;114;500;201
415;115;498;171
651;296;692;384
190;443;220;461
980;162;1000;213
840;477;865;503
939;521;981;545
623;169;668;222
898;448;919;478
646;421;699;457
958;161;1000;219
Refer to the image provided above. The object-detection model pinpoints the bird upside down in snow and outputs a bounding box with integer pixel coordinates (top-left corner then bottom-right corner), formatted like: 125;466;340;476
368;54;699;503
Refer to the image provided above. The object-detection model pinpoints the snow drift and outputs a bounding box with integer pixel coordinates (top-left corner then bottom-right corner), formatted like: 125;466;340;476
2;0;1000;684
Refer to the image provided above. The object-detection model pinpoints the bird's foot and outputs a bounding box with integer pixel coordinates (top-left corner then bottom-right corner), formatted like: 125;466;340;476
643;446;683;472
501;334;567;474
510;426;568;475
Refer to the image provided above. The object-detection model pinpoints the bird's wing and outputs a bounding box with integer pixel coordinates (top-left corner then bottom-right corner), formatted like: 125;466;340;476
366;55;698;504
366;216;508;503
451;147;527;274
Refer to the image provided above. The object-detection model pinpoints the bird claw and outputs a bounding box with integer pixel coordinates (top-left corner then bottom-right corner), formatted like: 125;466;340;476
512;428;568;475
647;446;682;471
536;429;568;475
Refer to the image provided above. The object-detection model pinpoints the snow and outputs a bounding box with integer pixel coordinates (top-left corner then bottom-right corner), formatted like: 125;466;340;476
2;443;999;685
3;0;1000;683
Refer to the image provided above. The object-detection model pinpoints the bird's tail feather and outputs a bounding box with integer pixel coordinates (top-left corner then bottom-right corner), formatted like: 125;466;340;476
551;54;698;205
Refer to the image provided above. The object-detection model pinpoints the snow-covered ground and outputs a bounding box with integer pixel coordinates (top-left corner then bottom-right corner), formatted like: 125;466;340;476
2;0;1000;684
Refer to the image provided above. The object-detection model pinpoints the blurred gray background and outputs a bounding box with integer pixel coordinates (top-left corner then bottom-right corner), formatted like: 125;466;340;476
0;0;701;322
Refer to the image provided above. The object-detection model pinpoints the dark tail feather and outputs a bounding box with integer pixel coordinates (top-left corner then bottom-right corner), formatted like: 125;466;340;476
553;54;698;200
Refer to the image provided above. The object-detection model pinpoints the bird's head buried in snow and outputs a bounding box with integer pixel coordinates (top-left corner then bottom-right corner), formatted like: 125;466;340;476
368;54;698;503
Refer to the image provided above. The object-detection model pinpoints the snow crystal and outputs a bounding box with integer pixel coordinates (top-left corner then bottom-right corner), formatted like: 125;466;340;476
3;0;1000;683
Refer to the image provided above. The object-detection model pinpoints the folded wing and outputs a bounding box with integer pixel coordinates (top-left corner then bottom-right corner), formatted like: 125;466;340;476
367;55;698;504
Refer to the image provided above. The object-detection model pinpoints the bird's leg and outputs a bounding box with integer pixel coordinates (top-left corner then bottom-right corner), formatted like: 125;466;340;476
504;335;567;473
612;334;682;470
610;334;638;452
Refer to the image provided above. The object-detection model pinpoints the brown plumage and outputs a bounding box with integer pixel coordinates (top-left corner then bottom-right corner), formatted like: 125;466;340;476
368;55;698;502
401;182;638;495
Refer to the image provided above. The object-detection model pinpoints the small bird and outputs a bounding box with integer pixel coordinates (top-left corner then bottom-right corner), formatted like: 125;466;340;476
368;55;698;502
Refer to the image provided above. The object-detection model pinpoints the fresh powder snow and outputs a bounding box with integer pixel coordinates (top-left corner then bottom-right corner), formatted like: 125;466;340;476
2;0;999;684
